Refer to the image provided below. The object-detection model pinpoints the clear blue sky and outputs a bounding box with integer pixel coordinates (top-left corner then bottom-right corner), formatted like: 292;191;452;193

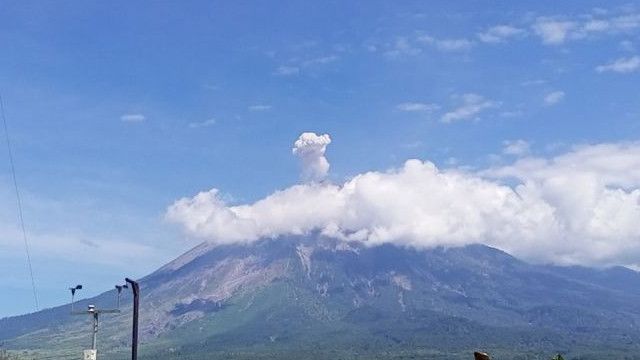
1;1;639;317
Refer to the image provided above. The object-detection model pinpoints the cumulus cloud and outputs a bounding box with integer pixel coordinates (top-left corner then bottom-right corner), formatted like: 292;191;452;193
120;113;146;123
167;140;640;267
396;102;440;112
596;56;640;73
292;132;332;182
483;142;640;265
533;19;576;45
478;25;526;43
440;94;498;123
503;139;531;156
544;91;565;106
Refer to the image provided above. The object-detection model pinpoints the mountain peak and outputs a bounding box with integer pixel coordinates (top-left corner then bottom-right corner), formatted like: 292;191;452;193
3;236;640;359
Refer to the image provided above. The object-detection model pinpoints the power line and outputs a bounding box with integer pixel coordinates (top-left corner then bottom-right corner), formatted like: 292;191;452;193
0;92;39;311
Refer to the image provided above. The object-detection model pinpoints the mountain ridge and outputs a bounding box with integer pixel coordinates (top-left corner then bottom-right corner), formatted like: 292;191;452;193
3;236;640;359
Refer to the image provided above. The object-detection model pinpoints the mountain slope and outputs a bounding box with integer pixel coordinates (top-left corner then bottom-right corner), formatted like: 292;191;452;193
3;235;640;359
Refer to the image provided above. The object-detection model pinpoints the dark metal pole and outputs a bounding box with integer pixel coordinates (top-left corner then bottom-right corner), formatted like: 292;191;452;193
125;278;139;360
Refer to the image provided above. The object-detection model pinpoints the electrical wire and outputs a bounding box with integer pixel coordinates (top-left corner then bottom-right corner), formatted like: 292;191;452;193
0;92;39;311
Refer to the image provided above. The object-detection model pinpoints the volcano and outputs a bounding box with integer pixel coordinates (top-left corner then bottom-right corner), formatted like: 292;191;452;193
3;235;640;359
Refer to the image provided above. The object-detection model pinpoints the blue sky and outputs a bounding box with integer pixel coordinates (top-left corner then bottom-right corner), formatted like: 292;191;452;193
1;1;640;317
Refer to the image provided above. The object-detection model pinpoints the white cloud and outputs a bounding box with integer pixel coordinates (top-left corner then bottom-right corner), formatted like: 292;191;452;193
503;139;531;156
478;25;526;43
396;102;439;112
417;35;474;51
596;56;640;73
167;140;640;267
292;132;332;182
248;105;273;112
483;142;640;265
276;54;339;75
615;13;640;30
385;37;422;57
275;66;300;76
440;93;498;123
544;91;565;106
120;114;146;123
188;118;216;128
583;19;610;32
533;18;576;45
532;11;640;45
384;34;477;58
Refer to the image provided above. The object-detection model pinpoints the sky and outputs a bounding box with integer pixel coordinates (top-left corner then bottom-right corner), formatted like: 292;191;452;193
1;0;640;318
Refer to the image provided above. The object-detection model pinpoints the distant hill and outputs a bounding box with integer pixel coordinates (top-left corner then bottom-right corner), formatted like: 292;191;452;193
3;235;640;359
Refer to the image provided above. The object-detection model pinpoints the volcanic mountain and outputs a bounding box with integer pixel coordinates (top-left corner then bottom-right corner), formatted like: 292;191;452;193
3;235;640;359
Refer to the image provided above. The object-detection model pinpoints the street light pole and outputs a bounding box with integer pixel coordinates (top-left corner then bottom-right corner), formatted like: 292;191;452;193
125;278;140;360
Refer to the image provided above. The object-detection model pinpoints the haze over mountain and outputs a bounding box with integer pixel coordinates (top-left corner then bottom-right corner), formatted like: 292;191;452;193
3;234;640;359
